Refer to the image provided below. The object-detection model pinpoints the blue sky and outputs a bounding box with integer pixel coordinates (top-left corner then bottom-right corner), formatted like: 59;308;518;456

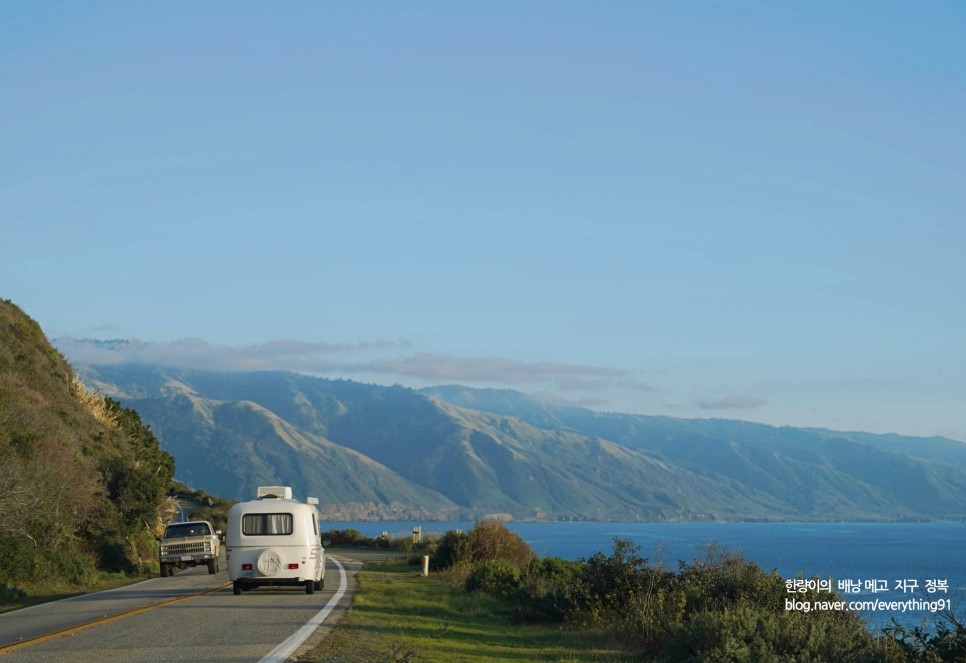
3;1;965;441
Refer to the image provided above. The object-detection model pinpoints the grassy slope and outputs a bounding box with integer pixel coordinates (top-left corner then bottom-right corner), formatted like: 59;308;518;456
298;563;630;663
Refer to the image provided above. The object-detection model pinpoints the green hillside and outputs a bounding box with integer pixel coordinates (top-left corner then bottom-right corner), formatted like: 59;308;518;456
0;300;174;599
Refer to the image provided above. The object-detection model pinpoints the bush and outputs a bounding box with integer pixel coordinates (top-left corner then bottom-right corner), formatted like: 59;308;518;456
0;534;40;582
570;537;683;641
429;521;533;573
515;556;583;622
45;546;99;586
464;520;534;570
645;542;874;661
880;616;966;662
0;582;27;605
487;537;880;662
679;543;784;614
431;529;468;570
466;559;521;600
661;601;875;663
321;528;370;546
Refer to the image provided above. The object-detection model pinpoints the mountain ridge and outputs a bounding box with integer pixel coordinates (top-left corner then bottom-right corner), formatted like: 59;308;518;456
78;364;966;522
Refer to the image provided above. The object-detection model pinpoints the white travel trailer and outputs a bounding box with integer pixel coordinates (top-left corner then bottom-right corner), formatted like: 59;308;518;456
226;486;325;595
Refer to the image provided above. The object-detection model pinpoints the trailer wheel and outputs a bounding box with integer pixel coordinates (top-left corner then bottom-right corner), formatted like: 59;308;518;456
160;563;169;577
305;579;315;595
207;557;218;574
233;581;242;596
313;580;322;591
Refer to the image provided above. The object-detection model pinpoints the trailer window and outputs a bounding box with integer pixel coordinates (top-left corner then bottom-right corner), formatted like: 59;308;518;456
242;513;293;535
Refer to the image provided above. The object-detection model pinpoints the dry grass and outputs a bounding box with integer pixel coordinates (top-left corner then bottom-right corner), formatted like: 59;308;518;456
69;375;119;429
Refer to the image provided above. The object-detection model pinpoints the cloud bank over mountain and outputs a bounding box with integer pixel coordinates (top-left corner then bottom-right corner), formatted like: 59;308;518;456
55;336;965;442
57;336;630;393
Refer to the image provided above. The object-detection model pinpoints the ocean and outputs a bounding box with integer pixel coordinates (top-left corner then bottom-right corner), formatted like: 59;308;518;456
320;520;966;631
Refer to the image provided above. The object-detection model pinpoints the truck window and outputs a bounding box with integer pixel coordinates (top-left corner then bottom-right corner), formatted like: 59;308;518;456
242;513;294;535
164;523;210;538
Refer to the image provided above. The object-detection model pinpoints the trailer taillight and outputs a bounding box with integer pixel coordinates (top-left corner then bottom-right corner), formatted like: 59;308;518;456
242;563;253;571
288;563;299;569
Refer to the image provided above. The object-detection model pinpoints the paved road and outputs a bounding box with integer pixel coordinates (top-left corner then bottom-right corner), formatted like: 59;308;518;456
0;552;368;663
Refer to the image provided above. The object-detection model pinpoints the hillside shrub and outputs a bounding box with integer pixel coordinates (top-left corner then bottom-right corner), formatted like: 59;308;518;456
466;559;521;600
431;529;468;570
678;543;783;614
429;521;532;572
0;531;99;589
570;537;684;644
0;582;27;604
515;556;583;622
461;537;899;662
881;617;966;662
0;534;40;583
661;601;874;662
659;543;875;661
321;528;370;545
0;301;178;596
464;520;534;569
382;532;410;550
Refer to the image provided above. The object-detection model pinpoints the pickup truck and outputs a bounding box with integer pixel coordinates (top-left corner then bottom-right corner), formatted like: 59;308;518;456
159;520;222;576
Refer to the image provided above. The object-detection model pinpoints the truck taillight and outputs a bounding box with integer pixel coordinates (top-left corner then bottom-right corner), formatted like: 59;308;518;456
242;563;253;571
288;563;299;569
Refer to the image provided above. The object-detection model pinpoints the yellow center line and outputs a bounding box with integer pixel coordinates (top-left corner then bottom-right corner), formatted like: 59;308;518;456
0;582;232;655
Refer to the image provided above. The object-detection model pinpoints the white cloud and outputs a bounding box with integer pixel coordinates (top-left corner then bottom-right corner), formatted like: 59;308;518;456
359;352;624;384
696;395;767;410
56;338;663;415
54;337;407;372
56;338;623;386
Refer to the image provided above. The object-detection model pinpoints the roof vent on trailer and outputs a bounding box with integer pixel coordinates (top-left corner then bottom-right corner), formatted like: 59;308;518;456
306;497;319;505
257;486;292;500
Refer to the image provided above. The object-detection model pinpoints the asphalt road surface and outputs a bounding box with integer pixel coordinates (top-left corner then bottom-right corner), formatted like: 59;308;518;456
0;551;369;663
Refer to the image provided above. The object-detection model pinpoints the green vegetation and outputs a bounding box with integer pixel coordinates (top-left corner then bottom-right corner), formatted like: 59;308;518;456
168;481;234;534
299;561;630;662
307;521;966;663
0;299;175;608
321;528;443;560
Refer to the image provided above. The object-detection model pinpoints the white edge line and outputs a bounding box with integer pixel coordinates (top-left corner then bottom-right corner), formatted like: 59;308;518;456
258;557;348;663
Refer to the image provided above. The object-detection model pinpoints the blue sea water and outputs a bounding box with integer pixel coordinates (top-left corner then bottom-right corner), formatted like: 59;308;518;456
321;520;966;631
